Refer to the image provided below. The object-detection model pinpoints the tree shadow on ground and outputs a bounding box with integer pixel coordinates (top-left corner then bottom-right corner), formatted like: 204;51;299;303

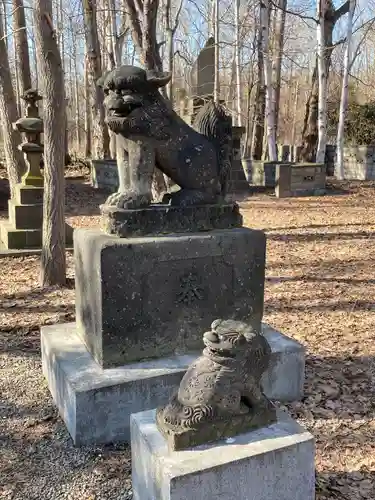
267;230;374;242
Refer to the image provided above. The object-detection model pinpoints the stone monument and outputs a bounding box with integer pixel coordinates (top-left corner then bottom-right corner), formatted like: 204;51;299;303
0;89;72;249
132;320;315;500
41;65;305;445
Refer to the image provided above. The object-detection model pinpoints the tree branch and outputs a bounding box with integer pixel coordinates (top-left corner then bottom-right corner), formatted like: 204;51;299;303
333;0;350;23
269;0;318;24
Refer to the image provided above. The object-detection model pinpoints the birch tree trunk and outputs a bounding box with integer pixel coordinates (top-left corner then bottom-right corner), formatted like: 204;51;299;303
234;0;242;125
301;0;350;162
335;0;355;179
0;5;25;196
12;0;32;106
33;0;66;286
262;0;277;161
272;0;286;136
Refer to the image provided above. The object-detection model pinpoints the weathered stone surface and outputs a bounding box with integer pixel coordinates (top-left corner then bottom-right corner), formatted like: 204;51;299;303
100;203;242;237
131;409;315;500
75;227;266;367
100;65;233;209
275;163;326;198
8;199;43;230
40;322;305;445
90;158;119;192
156;319;276;451
0;220;73;249
14;117;44;134
14;184;44;205
252;160;290;187
0;221;42;249
189;37;215;98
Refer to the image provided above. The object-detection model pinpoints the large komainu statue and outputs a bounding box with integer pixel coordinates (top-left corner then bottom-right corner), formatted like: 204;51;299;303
156;319;277;450
99;65;232;209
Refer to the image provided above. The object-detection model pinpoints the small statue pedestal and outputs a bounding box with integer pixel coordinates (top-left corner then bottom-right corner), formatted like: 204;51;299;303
131;409;315;500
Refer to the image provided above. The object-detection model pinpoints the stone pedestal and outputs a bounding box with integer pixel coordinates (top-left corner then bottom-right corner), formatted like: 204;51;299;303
275;163;326;198
41;322;305;445
90;158;119;192
74;227;266;368
252;160;292;187
131;409;315;500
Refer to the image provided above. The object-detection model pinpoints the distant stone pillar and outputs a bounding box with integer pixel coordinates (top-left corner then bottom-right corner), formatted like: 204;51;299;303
14;90;44;187
0;89;73;250
228;126;250;192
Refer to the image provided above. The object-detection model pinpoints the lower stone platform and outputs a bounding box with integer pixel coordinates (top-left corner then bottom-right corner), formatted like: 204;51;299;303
41;322;305;445
131;409;315;500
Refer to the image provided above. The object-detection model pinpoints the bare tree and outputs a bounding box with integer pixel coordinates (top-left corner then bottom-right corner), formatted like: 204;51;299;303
335;0;356;178
164;0;184;101
251;13;266;159
82;0;110;158
272;0;287;136
234;0;242;125
316;0;328;163
34;0;67;286
125;0;163;71
0;4;25;195
213;0;220;103
301;0;350;161
262;0;277;160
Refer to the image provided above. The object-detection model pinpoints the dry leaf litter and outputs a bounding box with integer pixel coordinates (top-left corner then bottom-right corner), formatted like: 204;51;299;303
1;174;375;499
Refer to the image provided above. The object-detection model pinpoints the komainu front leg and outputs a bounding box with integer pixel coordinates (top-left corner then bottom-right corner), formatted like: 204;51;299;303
105;190;152;209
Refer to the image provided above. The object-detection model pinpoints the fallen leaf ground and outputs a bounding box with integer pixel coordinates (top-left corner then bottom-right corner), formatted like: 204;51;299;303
1;175;375;499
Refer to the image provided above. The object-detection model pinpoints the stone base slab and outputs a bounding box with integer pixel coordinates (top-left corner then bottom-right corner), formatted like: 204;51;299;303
41;322;305;445
0;220;73;249
131;409;315;500
100;203;243;237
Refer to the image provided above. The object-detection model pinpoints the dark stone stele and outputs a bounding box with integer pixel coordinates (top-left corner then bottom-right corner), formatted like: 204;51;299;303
100;203;242;237
156;319;277;451
74;227;266;368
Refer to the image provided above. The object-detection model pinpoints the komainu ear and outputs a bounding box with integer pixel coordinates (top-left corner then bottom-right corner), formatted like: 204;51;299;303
146;71;172;88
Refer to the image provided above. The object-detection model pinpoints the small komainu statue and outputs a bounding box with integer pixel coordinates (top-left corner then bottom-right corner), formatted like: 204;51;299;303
99;65;233;209
156;319;277;450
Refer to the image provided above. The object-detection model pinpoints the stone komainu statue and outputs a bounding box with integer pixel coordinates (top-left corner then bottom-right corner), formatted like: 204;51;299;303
98;65;233;209
156;319;277;450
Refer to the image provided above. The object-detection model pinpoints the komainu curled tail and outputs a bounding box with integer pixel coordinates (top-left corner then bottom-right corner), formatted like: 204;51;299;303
193;102;233;197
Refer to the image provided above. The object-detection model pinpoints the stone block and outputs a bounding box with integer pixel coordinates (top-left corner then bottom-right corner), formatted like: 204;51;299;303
9;199;43;229
0;221;42;248
276;163;325;198
252;161;289;187
14;184;44;205
100;203;243;237
74;228;266;368
90;159;119;192
131;409;315;500
0;221;73;249
41;322;305;445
